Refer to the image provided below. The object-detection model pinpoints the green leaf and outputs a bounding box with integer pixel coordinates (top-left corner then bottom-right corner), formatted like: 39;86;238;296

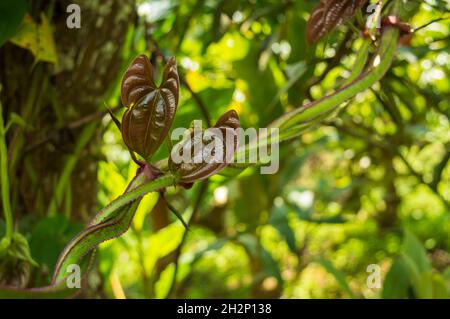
234;41;281;125
237;233;282;283
9;14;58;64
133;192;159;232
401;230;432;274
29;216;83;273
269;204;297;253
35;14;58;64
5;112;29;132
0;0;27;47
267;62;307;112
431;274;450;299
414;271;434;299
0;172;177;297
316;258;356;298
382;258;412;299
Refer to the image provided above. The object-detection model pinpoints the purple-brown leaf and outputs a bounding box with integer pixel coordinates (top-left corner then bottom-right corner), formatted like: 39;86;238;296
121;55;179;160
169;110;240;183
306;0;367;44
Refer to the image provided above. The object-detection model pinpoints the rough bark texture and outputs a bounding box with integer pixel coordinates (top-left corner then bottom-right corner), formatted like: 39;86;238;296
0;0;136;221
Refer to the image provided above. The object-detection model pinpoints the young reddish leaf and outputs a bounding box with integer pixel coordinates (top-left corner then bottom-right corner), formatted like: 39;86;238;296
306;0;367;44
169;110;240;183
121;55;156;107
121;55;179;160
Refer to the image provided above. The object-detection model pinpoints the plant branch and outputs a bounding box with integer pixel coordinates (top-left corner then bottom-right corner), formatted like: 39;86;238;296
431;147;450;192
414;16;450;32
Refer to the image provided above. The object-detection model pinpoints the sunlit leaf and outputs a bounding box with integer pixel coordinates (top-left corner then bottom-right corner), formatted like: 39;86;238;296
10;14;58;64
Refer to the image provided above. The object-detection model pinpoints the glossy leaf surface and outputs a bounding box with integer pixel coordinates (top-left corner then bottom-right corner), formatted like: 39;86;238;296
169;110;240;183
121;55;179;160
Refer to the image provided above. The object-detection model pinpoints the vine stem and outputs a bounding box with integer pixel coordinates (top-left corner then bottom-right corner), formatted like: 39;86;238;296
50;173;178;283
270;26;400;132
0;1;406;299
0;99;13;239
89;174;178;226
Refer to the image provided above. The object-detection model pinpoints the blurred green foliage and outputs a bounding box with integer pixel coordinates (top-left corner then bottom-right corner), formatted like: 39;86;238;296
1;0;449;298
94;0;450;298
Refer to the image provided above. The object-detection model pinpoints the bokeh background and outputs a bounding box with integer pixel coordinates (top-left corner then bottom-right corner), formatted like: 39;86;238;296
0;0;449;298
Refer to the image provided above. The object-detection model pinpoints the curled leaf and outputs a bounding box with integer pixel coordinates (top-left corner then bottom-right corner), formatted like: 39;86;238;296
306;0;367;44
169;110;240;183
121;55;179;160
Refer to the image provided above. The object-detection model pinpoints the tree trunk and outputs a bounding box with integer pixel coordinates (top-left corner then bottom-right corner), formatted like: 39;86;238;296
0;0;136;222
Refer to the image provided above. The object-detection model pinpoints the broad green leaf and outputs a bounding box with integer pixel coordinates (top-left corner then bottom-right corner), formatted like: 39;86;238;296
99;161;128;201
133;192;159;232
401;230;432;274
146;223;184;268
29;216;83;274
382;258;411;299
0;0;27;47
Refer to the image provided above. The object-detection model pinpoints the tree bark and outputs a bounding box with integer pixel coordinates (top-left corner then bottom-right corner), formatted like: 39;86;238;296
0;0;136;222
